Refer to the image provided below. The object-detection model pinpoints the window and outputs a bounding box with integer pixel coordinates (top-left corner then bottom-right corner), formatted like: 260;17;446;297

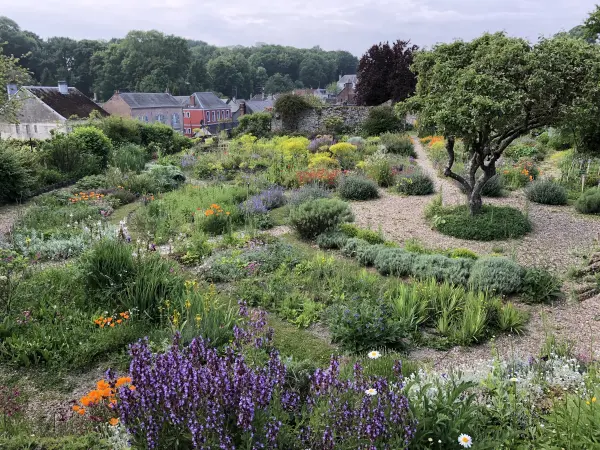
34;125;38;133
185;111;190;118
137;115;144;121
185;128;192;134
156;114;165;123
15;124;20;134
172;113;180;125
144;116;149;123
212;111;216;122
226;110;230;118
217;111;220;121
206;111;211;123
25;124;30;135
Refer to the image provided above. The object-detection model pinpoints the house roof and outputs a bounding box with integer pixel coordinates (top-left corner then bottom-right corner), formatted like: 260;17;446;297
24;86;109;119
174;96;190;106
245;99;274;114
338;74;357;85
118;92;182;109
192;92;228;109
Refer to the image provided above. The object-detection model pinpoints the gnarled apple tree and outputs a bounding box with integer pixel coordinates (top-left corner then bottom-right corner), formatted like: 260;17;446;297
398;32;600;215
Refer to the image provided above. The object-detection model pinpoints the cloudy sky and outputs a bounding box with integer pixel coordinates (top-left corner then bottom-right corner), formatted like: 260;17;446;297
3;0;596;55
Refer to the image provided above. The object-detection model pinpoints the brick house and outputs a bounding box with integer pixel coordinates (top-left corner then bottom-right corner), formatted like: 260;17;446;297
336;81;357;105
0;81;109;139
102;92;184;132
182;92;232;136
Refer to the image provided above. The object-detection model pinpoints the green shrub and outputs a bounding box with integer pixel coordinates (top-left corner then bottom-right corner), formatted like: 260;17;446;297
457;174;505;197
108;188;137;206
41;134;102;179
575;187;600;214
374;248;415;277
339;223;385;244
495;302;528;334
73;174;108;191
111;143;148;173
431;205;531;241
362;105;401;136
288;183;332;206
411;254;474;285
525;179;568;205
145;164;186;192
316;231;349;249
328;299;405;352
341;237;369;258
379;133;415;157
364;155;395;187
141;122;176;154
337;175;379;200
0;145;34;203
71;126;113;168
446;248;478;260
395;172;434;195
470;257;523;295
356;243;386;266
290;198;354;239
235;112;272;138
95;116;142;145
521;268;562;303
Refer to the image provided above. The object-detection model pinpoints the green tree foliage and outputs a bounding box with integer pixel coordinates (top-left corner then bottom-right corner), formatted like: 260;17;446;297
264;73;295;94
274;94;313;130
235;113;272;138
0;44;31;123
355;40;418;106
400;33;600;214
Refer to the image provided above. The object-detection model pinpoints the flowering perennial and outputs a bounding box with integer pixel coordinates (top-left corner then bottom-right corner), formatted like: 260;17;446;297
94;311;131;328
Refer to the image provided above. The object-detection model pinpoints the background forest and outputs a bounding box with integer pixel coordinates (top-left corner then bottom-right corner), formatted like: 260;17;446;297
0;16;359;100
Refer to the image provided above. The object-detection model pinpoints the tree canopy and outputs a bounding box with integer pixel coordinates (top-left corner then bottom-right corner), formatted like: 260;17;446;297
0;17;359;101
0;44;31;123
355;40;418;106
400;32;600;214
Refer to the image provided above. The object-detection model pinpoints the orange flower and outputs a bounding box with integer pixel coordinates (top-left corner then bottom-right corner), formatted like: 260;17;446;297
117;319;122;324
210;203;220;209
205;209;214;216
129;385;136;391
529;175;533;181
115;376;132;388
109;417;119;426
97;380;110;390
109;323;115;327
77;408;85;415
72;405;81;411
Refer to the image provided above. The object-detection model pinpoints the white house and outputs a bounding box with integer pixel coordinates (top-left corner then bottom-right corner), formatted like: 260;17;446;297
337;74;358;92
0;81;109;140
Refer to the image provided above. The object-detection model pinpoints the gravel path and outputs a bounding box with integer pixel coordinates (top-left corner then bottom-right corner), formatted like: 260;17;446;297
351;138;600;272
351;137;600;368
0;204;24;237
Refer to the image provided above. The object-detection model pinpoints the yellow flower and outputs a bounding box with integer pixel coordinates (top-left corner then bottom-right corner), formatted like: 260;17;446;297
593;397;597;403
185;299;191;309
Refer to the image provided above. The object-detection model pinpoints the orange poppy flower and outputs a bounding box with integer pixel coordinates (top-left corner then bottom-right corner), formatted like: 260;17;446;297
109;417;119;426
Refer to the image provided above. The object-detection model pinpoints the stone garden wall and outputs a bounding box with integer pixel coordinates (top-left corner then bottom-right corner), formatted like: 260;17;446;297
271;106;371;133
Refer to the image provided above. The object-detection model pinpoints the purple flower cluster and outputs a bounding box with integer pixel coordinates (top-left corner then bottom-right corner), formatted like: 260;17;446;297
180;154;197;168
308;136;334;152
240;186;286;215
112;302;415;449
302;358;416;449
115;304;285;449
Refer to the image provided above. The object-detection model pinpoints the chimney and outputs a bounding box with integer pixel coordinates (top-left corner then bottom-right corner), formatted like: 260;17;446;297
6;82;18;98
93;92;98;102
240;101;246;116
339;74;342;81
58;81;68;95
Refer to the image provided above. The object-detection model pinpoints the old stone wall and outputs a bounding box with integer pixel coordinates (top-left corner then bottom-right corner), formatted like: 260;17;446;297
272;106;371;133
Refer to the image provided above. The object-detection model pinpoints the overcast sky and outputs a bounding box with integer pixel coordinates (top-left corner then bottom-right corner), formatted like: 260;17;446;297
3;0;596;55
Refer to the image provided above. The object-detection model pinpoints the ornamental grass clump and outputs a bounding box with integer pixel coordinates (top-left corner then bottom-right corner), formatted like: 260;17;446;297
394;172;435;196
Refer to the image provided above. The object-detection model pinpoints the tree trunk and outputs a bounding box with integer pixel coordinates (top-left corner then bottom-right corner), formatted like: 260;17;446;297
468;189;483;215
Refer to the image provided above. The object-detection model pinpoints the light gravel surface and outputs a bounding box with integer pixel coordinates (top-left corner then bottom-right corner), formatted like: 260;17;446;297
351;138;600;368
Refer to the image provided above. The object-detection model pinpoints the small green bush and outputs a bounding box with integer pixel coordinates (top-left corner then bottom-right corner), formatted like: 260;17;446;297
521;268;562;304
337;175;379;200
362;105;402;136
411;254;474;285
288;183;332;206
73;174;108;191
41;134;102;180
575;187;600;215
431;205;531;241
470;257;523;295
374;248;415;277
339;224;385;244
380;133;416;157
316;231;349;249
395;172;435;196
111;143;148;173
364;156;395;187
290;198;354;239
341;237;369;258
446;248;478;260
108;188;137;206
235;113;272;138
0;145;34;203
71;126;113;168
525;179;568;205
356;243;386;266
495;302;528;334
95;116;142;145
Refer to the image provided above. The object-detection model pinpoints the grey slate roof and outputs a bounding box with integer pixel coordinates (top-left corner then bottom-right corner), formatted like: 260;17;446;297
245;99;274;114
119;93;181;109
337;74;358;89
174;96;190;106
25;86;109;119
193;92;228;109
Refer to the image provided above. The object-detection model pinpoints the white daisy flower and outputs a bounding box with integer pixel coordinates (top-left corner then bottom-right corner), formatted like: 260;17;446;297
365;388;377;396
458;434;472;448
368;350;381;359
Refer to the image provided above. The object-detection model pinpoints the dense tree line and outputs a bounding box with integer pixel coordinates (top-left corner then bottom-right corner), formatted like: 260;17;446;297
0;16;358;101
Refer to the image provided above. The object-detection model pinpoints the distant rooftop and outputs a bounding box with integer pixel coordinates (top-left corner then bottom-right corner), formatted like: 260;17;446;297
191;92;228;109
118;92;182;108
24;86;108;119
174;95;190;106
